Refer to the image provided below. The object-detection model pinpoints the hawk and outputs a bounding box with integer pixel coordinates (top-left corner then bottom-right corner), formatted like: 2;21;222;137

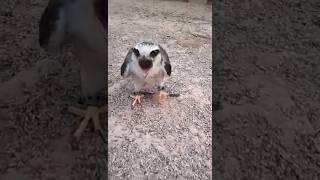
39;0;107;141
121;42;173;106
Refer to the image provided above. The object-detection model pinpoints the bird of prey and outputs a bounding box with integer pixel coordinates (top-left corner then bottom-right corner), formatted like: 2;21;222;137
121;42;172;106
39;0;107;141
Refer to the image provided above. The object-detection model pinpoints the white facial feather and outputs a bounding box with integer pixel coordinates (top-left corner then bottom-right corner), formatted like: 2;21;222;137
126;42;168;92
134;42;159;57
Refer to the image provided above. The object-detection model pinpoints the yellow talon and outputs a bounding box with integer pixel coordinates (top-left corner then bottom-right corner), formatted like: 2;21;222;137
130;94;144;106
68;105;107;140
156;90;169;104
158;90;169;98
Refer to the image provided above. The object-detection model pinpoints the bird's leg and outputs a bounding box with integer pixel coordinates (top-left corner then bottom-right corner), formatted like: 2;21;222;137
156;84;169;102
69;55;107;141
130;82;144;106
130;92;144;106
68;104;107;141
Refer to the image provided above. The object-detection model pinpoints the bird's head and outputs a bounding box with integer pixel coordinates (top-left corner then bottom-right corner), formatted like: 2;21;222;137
132;42;161;74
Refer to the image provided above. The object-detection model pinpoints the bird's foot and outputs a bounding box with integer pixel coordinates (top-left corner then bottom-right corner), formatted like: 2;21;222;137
130;94;144;106
157;90;169;103
68;105;107;142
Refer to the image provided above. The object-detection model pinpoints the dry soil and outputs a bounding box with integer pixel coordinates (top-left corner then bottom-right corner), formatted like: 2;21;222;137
214;0;320;179
108;0;212;179
0;0;212;179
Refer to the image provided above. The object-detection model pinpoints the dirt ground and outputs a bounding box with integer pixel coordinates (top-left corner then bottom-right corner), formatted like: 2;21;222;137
108;0;212;179
2;0;319;179
0;0;212;179
0;0;108;179
214;0;320;179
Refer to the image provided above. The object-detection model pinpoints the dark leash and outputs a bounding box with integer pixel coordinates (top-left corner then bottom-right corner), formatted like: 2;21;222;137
168;93;180;97
136;92;181;97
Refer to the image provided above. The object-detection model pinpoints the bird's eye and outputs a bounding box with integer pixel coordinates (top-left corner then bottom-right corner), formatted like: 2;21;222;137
132;48;140;57
150;49;159;58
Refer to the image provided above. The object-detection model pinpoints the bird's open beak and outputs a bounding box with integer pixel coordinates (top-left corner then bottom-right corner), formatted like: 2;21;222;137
139;57;153;73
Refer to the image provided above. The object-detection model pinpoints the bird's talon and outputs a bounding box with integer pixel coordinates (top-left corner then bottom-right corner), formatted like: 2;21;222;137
156;90;169;103
130;94;144;106
158;90;169;98
68;105;106;140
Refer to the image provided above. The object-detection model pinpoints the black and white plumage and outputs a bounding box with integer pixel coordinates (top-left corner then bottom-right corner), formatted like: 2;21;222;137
39;0;107;141
121;42;172;106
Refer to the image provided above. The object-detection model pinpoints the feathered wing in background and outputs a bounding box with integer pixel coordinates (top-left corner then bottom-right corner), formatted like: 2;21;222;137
39;0;107;141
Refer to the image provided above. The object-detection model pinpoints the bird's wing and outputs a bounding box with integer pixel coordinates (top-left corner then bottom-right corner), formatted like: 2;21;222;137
121;48;133;77
159;45;171;76
93;0;107;30
39;0;67;51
